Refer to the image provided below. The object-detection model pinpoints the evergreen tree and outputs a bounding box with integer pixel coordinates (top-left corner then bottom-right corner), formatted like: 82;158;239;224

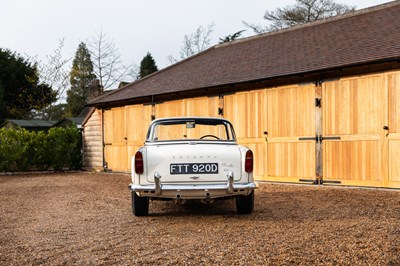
0;48;54;120
0;81;4;122
49;103;67;120
138;52;158;79
66;42;96;117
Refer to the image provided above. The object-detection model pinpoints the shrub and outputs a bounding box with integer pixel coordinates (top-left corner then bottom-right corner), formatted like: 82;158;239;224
33;131;53;171
0;126;82;172
0;128;35;171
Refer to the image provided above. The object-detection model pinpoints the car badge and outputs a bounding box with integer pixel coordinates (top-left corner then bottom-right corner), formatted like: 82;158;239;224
190;176;200;180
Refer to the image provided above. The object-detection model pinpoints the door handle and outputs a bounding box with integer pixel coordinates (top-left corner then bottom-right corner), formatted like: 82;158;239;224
383;126;389;137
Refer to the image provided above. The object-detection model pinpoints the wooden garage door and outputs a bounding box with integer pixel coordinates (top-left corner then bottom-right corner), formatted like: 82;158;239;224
104;105;151;172
126;105;152;171
388;72;400;188
322;74;388;187
267;84;316;182
104;107;127;172
224;90;267;180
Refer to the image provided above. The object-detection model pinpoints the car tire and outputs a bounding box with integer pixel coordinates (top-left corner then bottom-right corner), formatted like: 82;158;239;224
132;191;149;216
236;190;254;214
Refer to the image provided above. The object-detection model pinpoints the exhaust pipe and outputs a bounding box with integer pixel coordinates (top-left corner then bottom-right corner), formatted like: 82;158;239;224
201;192;214;204
173;195;186;205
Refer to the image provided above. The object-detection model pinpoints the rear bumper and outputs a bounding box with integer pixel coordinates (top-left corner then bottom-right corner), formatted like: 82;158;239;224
129;181;257;200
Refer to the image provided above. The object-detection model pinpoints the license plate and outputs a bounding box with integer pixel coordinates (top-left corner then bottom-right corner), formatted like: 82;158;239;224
170;163;218;175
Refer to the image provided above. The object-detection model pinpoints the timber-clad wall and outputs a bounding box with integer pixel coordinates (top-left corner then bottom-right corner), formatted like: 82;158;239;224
91;69;400;189
83;109;103;170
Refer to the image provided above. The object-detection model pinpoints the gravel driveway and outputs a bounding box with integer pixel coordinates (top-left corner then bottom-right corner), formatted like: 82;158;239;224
0;172;399;265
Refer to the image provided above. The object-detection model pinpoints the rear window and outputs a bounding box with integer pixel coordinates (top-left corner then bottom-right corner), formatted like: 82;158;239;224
146;118;236;142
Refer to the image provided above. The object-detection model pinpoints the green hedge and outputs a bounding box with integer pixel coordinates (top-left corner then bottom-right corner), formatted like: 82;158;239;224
0;126;82;172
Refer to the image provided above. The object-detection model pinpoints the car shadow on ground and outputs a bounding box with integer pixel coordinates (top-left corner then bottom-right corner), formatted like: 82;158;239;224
146;198;240;217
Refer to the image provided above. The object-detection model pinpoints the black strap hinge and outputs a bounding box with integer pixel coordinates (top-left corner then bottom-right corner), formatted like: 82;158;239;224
315;98;321;108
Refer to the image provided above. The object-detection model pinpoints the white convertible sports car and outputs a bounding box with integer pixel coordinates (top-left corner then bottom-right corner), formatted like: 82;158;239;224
129;117;256;216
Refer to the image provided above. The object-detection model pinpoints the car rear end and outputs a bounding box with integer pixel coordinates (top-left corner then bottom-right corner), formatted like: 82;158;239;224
130;141;255;200
128;117;256;216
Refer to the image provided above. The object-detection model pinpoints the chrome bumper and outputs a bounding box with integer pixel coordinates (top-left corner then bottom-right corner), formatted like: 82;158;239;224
129;171;256;199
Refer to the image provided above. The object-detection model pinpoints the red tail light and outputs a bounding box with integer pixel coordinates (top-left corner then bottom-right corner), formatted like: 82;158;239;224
245;150;253;173
135;151;144;174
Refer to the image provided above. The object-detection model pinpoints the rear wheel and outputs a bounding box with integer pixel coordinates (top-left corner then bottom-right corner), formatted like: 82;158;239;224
236;190;254;214
132;191;149;216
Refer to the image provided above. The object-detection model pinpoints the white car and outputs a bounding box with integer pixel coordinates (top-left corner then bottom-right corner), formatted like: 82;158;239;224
129;117;256;216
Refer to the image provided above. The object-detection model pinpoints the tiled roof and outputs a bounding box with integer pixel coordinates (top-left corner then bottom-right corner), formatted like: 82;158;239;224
2;120;57;128
89;1;400;107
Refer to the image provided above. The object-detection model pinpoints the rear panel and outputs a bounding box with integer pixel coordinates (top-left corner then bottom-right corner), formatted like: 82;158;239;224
145;143;243;183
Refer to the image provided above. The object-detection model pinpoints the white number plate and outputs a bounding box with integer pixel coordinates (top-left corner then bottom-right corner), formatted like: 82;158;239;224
170;163;218;175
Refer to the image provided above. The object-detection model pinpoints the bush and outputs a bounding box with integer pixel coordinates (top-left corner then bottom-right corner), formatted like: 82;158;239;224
0;126;82;172
0;128;35;171
33;131;53;171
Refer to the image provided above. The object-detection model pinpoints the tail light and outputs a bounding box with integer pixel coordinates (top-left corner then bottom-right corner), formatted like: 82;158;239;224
245;150;253;173
135;151;144;174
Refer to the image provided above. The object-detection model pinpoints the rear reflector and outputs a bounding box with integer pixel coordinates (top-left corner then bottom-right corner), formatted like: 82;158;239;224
245;150;253;173
135;151;144;174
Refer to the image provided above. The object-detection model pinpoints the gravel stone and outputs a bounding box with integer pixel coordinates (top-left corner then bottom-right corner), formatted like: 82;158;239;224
1;172;399;265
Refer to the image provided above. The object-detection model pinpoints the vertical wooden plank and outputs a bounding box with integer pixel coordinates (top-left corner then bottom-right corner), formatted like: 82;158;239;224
103;110;113;144
388;71;400;187
389;141;400;183
389;74;400;132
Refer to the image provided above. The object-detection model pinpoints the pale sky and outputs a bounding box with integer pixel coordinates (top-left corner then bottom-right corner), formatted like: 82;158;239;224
0;0;392;75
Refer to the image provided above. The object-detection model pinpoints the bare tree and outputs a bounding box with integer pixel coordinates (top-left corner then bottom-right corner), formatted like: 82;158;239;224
87;30;132;91
242;21;270;35
167;22;215;64
244;0;356;34
38;38;70;120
